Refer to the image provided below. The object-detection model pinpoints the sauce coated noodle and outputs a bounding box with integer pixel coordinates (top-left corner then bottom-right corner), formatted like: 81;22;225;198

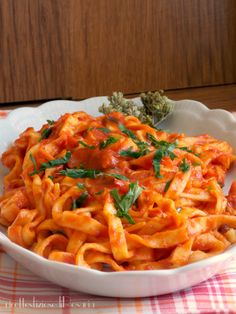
1;111;236;271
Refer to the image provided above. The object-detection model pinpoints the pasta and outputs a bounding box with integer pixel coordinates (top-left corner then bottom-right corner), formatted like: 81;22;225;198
0;110;236;271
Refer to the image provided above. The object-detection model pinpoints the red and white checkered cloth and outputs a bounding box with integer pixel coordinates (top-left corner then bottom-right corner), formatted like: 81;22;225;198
0;110;236;314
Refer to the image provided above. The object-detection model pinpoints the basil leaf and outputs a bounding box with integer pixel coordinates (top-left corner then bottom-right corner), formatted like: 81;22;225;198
99;136;118;149
78;140;95;149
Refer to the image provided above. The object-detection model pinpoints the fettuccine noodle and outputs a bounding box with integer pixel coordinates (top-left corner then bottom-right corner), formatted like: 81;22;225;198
0;111;236;271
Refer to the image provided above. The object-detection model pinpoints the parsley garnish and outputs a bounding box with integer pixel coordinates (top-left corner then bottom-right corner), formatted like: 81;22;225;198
77;182;85;190
146;133;160;147
95;189;104;195
106;173;129;181
152;142;177;178
78;140;95;149
40;128;53;141
118;123;137;140
179;146;193;153
72;192;88;209
48;175;54;181
111;182;142;224
40;151;71;171
164;179;172;192
29;153;38;176
118;125;150;158
60;168;129;181
47;120;55;126
120;148;143;159
99;136;119;149
60;168;101;178
40;120;55;141
97;127;111;134
29;151;71;176
179;158;190;172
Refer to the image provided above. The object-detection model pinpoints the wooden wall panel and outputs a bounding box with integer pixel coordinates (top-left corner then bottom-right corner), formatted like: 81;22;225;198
0;0;235;103
0;0;71;103
71;0;236;98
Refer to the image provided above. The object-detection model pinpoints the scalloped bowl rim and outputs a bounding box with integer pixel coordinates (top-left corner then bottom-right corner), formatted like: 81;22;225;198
0;97;236;297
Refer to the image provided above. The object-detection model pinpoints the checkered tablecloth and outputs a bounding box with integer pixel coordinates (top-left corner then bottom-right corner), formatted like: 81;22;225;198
0;109;236;314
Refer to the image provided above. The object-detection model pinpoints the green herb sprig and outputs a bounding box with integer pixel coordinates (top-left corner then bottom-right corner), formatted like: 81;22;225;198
179;158;190;173
99;136;119;149
29;151;71;176
152;141;177;178
39;120;55;141
78;141;95;149
60;168;129;181
111;182;142;224
72;192;88;209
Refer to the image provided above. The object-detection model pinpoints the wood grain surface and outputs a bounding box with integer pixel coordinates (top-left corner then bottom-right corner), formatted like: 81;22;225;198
0;0;235;103
0;0;71;103
71;0;236;99
1;84;236;112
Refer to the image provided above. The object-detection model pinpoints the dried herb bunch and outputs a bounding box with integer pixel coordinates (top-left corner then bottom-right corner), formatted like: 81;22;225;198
99;90;174;127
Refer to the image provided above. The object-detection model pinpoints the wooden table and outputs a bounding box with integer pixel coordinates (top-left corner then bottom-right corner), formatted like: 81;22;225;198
0;84;236;111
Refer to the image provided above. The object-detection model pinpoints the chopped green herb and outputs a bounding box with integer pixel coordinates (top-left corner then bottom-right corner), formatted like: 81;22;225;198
47;120;55;126
164;179;172;193
72;192;88;209
97;127;111;134
60;168;101;179
76;182;85;190
179;158;190;172
179;146;193;153
146;133;160;147
40;127;53;141
152;141;177;178
99;136;119;149
111;182;142;224
118;123;137;140
87;126;94;132
95;189;104;195
40;151;71;171
106;173;129;181
29;151;72;176
120;148;143;159
78;140;95;149
29;153;38;176
48;175;54;181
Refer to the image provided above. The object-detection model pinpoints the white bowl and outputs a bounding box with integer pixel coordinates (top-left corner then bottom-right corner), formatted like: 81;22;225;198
0;98;236;297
